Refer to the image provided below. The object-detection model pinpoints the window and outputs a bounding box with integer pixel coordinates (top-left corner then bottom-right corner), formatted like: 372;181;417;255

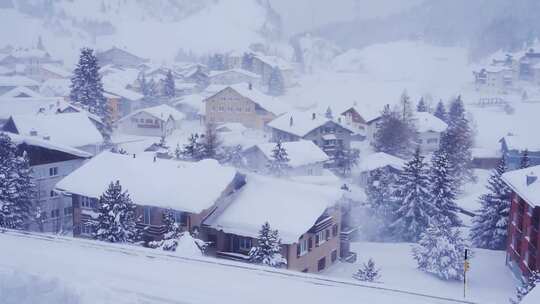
81;196;94;209
331;250;338;263
239;238;252;251
325;229;330;241
50;190;58;197
145;119;153;124
49;167;58;176
64;207;72;216
316;231;326;246
317;257;326;271
81;223;93;235
173;211;184;225
50;209;59;218
298;238;308;256
143;207;151;225
332;224;338;237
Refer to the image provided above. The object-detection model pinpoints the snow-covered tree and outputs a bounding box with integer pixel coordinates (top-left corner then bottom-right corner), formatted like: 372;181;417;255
70;48;111;138
470;157;512;250
373;104;416;158
0;133;33;230
93;181;141;243
267;140;290;176
413;219;467;281
268;66;285;96
163;70;176;99
155;209;183;251
241;52;254;71
417;97;428;112
218;145;244;168
511;271;540;303
353;258;381;282
430;150;462;227
520;149;531;169
249;222;286;268
208;53;226;71
333;145;359;177
180;134;204;161
201;123;221;160
434;100;447;122
391;148;434;242
366;167;399;238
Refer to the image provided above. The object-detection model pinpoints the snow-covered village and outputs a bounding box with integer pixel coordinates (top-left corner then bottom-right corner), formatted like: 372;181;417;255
0;1;540;303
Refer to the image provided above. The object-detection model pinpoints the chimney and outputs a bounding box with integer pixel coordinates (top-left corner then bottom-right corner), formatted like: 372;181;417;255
133;154;136;158
153;156;157;163
527;173;537;186
312;113;316;120
29;129;38;136
42;135;50;141
289;116;293;127
248;82;253;90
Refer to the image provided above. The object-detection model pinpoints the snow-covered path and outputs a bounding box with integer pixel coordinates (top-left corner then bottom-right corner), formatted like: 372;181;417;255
0;230;480;304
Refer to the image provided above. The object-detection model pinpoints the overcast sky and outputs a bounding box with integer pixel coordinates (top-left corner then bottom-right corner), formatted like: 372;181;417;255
270;0;426;36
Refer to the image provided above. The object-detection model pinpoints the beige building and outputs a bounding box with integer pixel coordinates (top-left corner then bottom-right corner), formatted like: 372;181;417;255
204;84;289;130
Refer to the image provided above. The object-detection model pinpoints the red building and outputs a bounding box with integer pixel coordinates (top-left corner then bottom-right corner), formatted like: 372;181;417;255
502;166;540;278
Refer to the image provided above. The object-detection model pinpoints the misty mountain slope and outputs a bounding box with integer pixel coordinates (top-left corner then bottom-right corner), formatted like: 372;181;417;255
1;0;282;64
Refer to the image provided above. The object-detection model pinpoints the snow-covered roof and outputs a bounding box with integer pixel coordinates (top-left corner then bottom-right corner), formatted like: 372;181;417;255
357;152;405;172
1;86;41;98
485;65;511;73
216;122;247;133
414;112;448;133
253;53;292;70
502;134;540;152
56;152;238;214
205;174;343;244
173;93;207;113
0;66;13;75
8;112;103;147
119;104;185;122
0;97;67;120
174;81;198;90
40;64;71;78
502;165;540;207
104;85;143;101
250;140;329;168
10;48;49;59
208;69;260;79
101;67;140;88
521;286;540;304
39;78;71;97
0;75;39;87
267;110;353;137
5;132;92;158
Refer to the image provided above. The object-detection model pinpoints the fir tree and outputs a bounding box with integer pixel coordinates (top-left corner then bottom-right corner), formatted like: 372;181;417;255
268;66;285;96
374;102;417;158
434;100;448;122
201;123;221;160
470;157;512;249
399;90;415;125
511;271;540;303
163;70;176;99
93;181;141;243
267;140;290;176
333;145;359;177
520;149;531;169
218;145;244;168
158;209;183;251
430;150;462;227
413;220;467;281
366;167;399;238
417;97;428;112
181;134;204;161
0;133;33;230
353;258;381;282
70;48;111;138
241;52;254;71
391;148;434;242
249;222;287;268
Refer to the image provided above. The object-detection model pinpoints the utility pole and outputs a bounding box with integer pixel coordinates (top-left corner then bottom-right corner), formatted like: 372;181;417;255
464;249;470;299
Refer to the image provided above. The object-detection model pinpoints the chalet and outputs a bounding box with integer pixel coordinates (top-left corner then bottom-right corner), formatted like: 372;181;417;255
5;132;91;233
500;134;540;170
103;85;144;120
208;69;261;86
243;140;329;176
340;106;367;134
518;49;540;81
96;47;149;68
473;66;514;92
251;53;294;87
173;93;207;120
0;75;40;95
204;83;290;130
2;112;104;155
355;152;405;187
502;165;540;278
202;174;344;273
55;152;245;240
414;112;448;154
267;110;354;156
116;104;185;137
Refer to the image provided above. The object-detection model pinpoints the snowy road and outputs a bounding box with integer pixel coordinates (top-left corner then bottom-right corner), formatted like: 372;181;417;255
0;230;481;304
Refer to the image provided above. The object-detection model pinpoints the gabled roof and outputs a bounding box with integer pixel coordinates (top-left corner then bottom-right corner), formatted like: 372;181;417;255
119;104;185;123
502;165;540;207
500;134;540;152
5;132;92;158
209;69;260;79
56;152;239;214
7;112;103;147
0;97;67;120
248;140;329;168
267;110;353;137
253;53;293;70
414;112;448;133
0;75;39;87
104;85;143;101
1;86;42;98
40;64;71;78
204;174;343;244
357;152;405;172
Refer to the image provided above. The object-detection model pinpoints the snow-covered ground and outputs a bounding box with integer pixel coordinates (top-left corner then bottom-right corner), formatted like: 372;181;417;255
325;242;517;304
0;231;478;304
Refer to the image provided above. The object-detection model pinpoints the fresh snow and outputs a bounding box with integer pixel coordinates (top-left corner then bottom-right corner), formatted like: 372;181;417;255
5;132;92;159
267;110;352;138
501;165;540;207
251;140;329;168
119;104;185;123
414;111;448;133
356;152;405;173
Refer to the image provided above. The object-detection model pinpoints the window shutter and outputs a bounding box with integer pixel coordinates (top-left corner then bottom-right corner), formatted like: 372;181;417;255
326;229;330;241
315;234;319;246
297;244;301;257
308;237;313;251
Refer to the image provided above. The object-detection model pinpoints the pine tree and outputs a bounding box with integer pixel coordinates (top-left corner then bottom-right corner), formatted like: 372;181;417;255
70;48;111;138
181;134;204;161
520;149;531;169
399;90;415;125
249;222;287;267
430;150;462;227
158;209;183;251
333;144;359;177
413;220;467;281
93;181;141;243
163;70;176;99
511;271;540;303
353;258;381;282
391;148;434;242
374;101;417;158
0;133;33;230
366;167;399;238
434;100;448;122
201;123;221;160
417;97;428;112
268;66;285;96
218;145;244;168
470;157;512;249
267;140;290;176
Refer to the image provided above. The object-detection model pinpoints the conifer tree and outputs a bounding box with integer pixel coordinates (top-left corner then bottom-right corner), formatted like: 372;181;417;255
268;66;285;96
267;140;290;176
70;48;111;138
0;133;33;230
333;144;359;177
158;209;183;251
417;97;428;112
430;150;462;227
201;123;221;160
434;100;448;122
374;105;411;158
163;70;176;99
353;258;381;282
181;134;204;161
249;222;286;268
470;157;512;249
93;181;141;243
366;167;399;238
391;148;434;242
520;149;531;169
241;52;254;71
413;219;467;281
